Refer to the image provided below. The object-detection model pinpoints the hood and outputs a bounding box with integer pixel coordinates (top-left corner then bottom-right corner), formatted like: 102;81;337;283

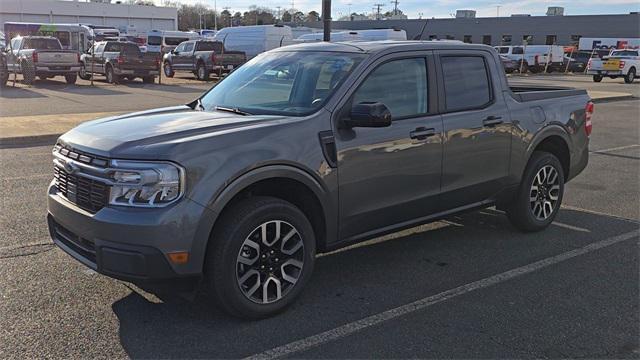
59;105;285;157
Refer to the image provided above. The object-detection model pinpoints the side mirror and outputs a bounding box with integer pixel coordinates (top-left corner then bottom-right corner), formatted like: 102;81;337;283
343;102;392;128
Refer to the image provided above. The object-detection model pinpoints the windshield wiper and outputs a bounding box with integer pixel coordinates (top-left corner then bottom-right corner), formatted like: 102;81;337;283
214;106;252;116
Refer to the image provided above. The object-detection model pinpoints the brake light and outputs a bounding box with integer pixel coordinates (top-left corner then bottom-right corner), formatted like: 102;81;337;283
32;52;38;63
619;61;625;69
585;101;594;137
155;56;161;69
117;55;124;65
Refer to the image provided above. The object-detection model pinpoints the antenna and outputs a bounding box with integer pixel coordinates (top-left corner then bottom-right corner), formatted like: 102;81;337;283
373;3;385;20
390;0;399;15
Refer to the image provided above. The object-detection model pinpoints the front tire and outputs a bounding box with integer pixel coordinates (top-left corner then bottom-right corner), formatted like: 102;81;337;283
105;65;119;84
203;196;316;319
593;75;603;82
163;62;174;78
624;67;636;84
506;151;565;232
78;63;91;80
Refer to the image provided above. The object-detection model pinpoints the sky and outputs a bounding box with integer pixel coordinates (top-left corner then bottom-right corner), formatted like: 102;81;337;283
158;0;640;19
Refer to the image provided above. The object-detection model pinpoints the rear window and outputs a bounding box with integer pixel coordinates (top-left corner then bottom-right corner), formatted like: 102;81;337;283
196;41;223;52
104;42;123;52
165;37;190;46
148;36;161;46
512;47;524;55
610;50;638;57
122;43;141;56
497;47;509;54
22;38;62;50
441;56;492;112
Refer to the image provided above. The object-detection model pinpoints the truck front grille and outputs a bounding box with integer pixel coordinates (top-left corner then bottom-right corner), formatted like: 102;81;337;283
54;165;108;213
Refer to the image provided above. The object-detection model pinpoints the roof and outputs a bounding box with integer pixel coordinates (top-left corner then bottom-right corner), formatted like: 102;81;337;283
275;40;493;54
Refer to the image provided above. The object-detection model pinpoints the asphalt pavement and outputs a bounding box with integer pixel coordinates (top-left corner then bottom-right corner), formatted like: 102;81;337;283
0;76;638;358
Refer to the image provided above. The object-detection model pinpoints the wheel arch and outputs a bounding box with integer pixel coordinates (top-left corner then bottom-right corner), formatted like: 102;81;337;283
203;165;334;259
525;128;571;181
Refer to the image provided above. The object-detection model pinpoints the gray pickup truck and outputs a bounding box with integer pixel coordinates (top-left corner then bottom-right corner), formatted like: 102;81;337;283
5;36;80;85
162;39;246;81
48;41;591;319
79;41;159;84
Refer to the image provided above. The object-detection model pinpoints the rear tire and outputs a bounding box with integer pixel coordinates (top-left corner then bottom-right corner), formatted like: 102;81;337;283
196;62;209;81
593;75;603;82
202;196;316;319
21;60;36;85
506;151;565;232
65;73;77;85
78;63;91;80
105;65;119;84
624;67;636;84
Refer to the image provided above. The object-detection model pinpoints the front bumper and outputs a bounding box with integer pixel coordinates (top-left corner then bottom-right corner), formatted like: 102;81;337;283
47;181;215;285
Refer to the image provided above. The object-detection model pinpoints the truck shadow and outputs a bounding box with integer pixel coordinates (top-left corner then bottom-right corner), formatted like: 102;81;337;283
112;208;638;359
0;86;46;99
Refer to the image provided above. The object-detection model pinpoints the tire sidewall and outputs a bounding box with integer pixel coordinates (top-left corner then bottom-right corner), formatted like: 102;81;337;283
209;198;316;318
514;152;565;230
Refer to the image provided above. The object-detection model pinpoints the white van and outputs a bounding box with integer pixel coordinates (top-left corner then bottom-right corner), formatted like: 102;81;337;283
146;30;200;53
213;25;293;59
297;28;407;42
494;45;564;73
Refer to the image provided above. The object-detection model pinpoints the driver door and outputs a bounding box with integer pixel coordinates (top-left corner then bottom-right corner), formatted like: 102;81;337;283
334;52;444;240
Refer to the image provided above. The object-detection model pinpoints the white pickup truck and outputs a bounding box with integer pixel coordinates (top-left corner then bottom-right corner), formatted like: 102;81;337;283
5;36;80;85
587;49;639;83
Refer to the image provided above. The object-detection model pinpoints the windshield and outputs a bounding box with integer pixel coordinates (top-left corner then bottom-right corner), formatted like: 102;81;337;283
148;36;161;46
23;38;62;50
200;51;365;116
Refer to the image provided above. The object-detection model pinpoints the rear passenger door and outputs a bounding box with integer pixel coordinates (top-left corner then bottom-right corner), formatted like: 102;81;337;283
437;50;512;208
334;52;443;240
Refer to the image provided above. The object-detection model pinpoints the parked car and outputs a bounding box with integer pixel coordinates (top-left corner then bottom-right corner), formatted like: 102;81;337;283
48;41;591;319
5;36;80;85
162;39;246;81
563;50;597;73
146;30;200;54
495;45;565;73
79;41;159;84
500;55;518;73
587;49;639;83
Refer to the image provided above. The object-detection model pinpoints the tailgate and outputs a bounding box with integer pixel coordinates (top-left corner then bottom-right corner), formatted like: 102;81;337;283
219;53;246;65
120;55;158;70
37;52;77;64
590;59;620;71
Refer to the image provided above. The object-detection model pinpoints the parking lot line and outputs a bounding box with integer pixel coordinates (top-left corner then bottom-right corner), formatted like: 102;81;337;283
591;144;640;154
245;229;639;360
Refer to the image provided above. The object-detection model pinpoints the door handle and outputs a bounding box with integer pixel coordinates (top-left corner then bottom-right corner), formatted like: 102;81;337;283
410;127;436;140
483;116;504;127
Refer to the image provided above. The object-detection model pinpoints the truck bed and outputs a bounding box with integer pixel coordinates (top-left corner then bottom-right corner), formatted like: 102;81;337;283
508;84;588;102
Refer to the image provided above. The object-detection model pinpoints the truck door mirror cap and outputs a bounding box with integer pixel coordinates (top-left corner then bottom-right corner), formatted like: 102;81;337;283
344;102;392;128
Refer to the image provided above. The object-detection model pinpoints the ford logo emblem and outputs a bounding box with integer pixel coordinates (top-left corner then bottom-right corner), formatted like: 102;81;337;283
63;160;79;174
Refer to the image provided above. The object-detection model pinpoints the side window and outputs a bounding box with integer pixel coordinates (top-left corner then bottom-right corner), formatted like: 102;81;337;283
104;42;121;52
351;58;428;119
183;42;194;52
11;38;20;50
95;43;105;54
441;56;492;112
174;43;185;52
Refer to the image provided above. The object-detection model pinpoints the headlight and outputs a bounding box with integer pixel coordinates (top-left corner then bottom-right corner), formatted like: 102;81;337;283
108;160;185;208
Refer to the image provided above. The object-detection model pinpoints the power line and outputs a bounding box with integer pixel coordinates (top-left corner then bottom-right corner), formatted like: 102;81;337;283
373;3;384;20
390;0;399;15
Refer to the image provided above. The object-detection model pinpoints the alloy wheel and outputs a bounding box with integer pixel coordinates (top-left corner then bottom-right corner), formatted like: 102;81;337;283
529;165;561;221
236;220;304;304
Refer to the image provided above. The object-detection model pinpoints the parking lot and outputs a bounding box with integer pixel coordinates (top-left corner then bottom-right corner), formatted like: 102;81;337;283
0;74;638;358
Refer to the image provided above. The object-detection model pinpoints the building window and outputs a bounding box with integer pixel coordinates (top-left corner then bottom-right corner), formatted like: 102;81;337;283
445;35;455;40
523;35;533;44
546;35;557;45
570;35;581;46
501;34;512;45
482;35;491;45
463;35;472;43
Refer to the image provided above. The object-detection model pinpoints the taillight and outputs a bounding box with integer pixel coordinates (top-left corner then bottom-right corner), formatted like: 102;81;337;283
585;101;594;137
155;56;160;69
211;51;216;63
619;61;625;69
32;52;38;63
117;55;124;65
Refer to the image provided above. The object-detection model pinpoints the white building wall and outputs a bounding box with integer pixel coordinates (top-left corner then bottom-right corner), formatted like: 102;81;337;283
0;0;177;32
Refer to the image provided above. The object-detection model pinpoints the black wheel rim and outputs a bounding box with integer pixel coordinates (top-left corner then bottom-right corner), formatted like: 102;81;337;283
529;165;561;221
236;220;304;304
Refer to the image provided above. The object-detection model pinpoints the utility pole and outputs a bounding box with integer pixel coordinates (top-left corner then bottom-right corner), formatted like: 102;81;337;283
347;2;352;17
373;3;384;20
214;0;218;30
390;0;398;15
322;0;331;41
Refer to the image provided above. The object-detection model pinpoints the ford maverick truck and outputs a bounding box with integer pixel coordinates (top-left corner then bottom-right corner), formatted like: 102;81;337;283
48;41;591;319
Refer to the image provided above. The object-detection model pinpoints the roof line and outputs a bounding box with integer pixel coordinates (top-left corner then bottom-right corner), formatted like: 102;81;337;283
333;42;366;52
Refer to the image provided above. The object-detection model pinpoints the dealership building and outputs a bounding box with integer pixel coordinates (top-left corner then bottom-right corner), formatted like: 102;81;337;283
0;0;177;33
307;12;640;47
